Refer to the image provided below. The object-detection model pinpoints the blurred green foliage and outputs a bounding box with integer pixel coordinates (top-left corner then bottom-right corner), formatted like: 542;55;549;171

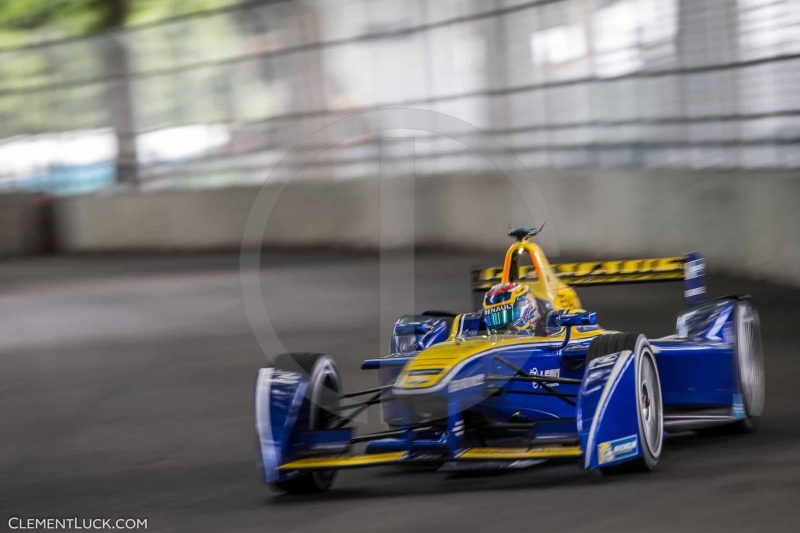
129;0;244;26
0;0;250;137
0;0;243;36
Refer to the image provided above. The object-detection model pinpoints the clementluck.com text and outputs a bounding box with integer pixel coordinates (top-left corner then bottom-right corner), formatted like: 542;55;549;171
8;517;148;530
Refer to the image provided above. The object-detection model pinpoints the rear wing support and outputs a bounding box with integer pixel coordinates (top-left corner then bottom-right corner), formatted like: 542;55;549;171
472;252;706;306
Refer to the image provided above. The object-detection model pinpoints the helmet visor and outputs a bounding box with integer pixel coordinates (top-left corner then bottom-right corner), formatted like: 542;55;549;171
484;306;515;328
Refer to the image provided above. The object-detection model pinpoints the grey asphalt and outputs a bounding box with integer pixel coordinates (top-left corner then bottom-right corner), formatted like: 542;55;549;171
1;253;798;533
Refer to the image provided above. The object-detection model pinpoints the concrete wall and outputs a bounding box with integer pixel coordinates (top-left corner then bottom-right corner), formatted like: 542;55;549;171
53;170;800;285
0;193;51;255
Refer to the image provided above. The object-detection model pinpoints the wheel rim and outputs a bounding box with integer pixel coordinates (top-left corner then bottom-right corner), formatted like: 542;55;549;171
639;349;663;458
737;305;765;417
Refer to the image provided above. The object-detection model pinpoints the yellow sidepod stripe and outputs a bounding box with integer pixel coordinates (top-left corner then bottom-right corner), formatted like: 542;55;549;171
459;446;583;460
278;452;406;470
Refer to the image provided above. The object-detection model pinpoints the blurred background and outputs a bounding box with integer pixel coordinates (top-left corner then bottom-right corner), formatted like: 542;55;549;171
0;0;798;280
1;1;799;532
1;0;799;193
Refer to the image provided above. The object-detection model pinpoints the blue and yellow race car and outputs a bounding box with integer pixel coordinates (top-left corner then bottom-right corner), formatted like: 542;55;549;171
255;227;765;493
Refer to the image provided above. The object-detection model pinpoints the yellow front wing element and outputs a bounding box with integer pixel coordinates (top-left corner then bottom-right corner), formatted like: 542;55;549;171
278;447;583;471
278;452;406;470
459;446;583;460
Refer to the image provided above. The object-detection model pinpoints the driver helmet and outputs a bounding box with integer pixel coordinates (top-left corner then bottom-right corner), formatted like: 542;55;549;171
483;282;540;333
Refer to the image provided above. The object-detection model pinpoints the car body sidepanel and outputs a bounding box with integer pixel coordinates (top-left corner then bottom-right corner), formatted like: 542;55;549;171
652;341;735;406
371;293;741;440
652;299;737;407
387;333;600;430
393;327;604;392
379;320;607;427
483;347;582;424
379;336;736;428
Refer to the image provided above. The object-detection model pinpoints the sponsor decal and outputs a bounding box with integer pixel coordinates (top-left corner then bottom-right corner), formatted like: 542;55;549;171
553;258;684;284
473;258;686;289
732;393;746;419
529;367;560;389
589;353;618;369
448;373;485;393
684;259;705;280
403;375;432;386
486;303;513;314
269;370;302;385
598;434;639;465
684;287;707;298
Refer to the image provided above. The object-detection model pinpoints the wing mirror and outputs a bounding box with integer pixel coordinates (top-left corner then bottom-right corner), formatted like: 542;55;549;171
556;312;597;327
554;312;597;350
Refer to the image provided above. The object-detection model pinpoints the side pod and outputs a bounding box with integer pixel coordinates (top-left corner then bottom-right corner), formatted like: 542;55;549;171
255;368;309;483
577;350;642;469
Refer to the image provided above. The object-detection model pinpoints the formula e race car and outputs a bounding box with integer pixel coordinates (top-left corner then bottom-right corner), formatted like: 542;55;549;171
255;227;765;493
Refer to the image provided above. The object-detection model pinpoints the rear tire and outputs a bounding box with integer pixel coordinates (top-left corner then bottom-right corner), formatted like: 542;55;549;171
587;333;663;474
700;300;764;436
270;352;342;494
732;300;765;432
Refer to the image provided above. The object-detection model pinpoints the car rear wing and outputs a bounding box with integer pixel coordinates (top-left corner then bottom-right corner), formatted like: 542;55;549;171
471;252;706;306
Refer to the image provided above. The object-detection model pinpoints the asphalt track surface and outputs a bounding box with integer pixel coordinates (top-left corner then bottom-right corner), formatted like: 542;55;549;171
1;252;799;533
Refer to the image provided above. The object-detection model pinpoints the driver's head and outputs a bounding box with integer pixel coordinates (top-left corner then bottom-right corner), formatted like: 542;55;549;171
482;282;539;333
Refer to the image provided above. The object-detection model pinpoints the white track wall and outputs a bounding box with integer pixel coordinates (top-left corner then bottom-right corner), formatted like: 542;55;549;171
53;170;800;285
0;193;50;255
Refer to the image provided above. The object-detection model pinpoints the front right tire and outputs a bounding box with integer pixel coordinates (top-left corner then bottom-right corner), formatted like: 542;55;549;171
270;352;342;494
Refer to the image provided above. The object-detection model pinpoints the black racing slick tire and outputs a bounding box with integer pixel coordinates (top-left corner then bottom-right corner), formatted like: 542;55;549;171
269;353;342;494
587;333;664;474
731;300;765;431
700;300;765;436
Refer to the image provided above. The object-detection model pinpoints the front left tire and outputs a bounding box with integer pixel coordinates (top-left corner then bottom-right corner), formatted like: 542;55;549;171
587;333;664;473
